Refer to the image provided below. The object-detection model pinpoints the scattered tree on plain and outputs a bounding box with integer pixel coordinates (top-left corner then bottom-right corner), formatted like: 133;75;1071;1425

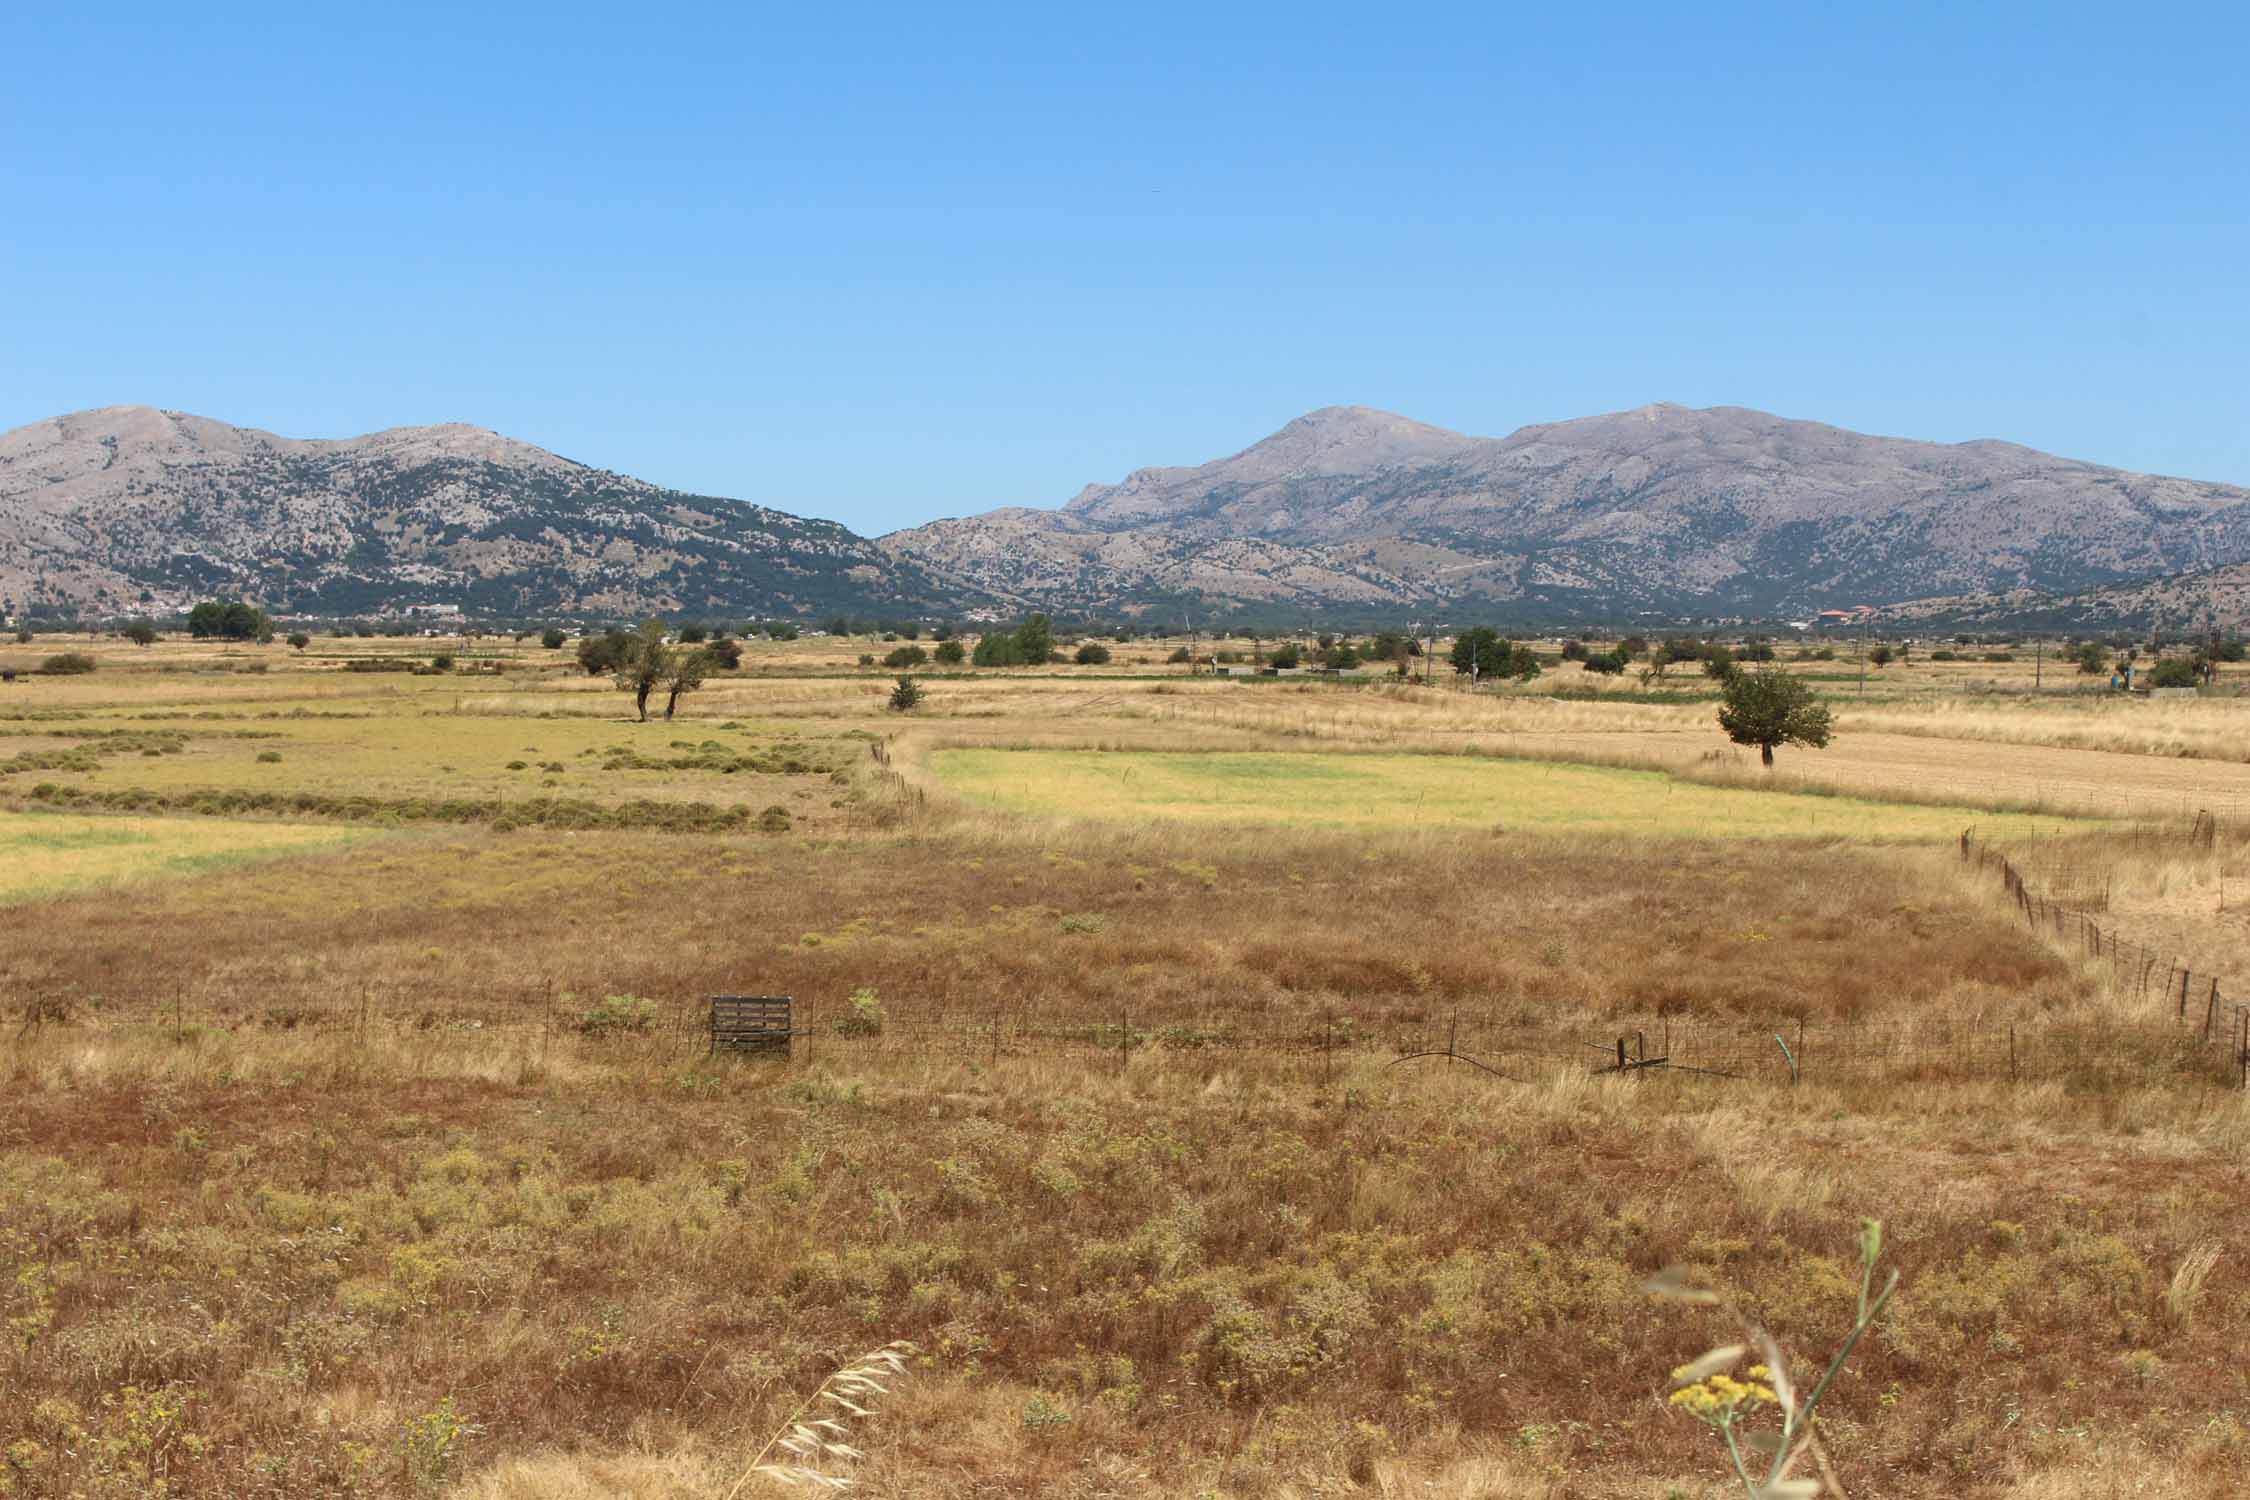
1074;642;1111;665
971;614;1056;667
541;627;567;649
187;600;271;640
1450;627;1538;680
889;674;923;711
287;633;311;651
613;620;672;721
576;630;635;676
123;621;158;646
661;645;709;719
1718;667;1835;767
933;639;965;665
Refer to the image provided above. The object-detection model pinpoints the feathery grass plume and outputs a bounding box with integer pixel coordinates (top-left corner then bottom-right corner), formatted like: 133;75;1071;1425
2166;1243;2222;1330
724;1340;915;1495
1648;1218;1897;1498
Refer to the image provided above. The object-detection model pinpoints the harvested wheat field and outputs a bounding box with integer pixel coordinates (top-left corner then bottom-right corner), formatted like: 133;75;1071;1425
5;639;2250;1499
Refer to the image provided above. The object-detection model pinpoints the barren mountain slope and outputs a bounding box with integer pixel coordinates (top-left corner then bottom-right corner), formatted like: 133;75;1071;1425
0;406;968;619
885;404;2250;618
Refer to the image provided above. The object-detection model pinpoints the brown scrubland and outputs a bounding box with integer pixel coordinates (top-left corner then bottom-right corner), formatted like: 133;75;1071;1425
3;634;2249;1498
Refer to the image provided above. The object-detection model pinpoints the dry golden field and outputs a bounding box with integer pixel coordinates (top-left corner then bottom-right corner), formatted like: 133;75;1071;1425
4;631;2249;1498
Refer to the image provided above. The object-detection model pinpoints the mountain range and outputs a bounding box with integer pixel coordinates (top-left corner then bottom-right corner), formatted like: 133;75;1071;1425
881;404;2250;620
0;406;959;622
7;402;2250;625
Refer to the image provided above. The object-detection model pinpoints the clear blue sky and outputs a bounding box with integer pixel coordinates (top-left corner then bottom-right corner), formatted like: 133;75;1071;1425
6;3;2247;533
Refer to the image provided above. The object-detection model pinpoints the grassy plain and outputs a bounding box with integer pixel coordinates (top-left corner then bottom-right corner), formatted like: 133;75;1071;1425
3;633;2249;1499
930;746;2091;842
0;812;369;902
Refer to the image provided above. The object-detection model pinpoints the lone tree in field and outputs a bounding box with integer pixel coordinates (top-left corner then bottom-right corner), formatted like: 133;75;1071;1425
613;619;672;721
661;646;710;720
123;620;158;646
1718;667;1834;768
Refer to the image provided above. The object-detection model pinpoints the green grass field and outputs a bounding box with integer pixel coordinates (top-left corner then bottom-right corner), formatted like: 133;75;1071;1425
931;747;2093;841
0;811;372;902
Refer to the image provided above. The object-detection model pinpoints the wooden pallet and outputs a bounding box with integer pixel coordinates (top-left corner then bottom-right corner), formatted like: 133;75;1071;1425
710;995;795;1055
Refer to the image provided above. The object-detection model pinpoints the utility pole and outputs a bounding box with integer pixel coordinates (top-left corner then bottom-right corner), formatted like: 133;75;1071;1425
2034;636;2043;690
1857;615;1868;696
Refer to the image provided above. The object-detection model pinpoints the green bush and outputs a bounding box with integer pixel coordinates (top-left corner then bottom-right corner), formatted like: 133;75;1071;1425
40;653;96;675
835;986;885;1037
884;645;928;669
2148;656;2204;689
934;640;965;665
1075;642;1112;665
577;995;658;1034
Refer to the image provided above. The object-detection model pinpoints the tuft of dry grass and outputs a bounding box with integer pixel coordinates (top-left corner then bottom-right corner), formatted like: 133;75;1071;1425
2166;1243;2223;1330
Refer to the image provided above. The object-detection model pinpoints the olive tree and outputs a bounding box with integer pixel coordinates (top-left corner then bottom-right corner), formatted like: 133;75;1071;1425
613;620;672;721
1717;667;1834;768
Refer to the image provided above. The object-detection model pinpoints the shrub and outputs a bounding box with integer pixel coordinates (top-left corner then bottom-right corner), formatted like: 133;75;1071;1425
286;633;311;651
757;805;792;833
835;986;885;1037
577;995;657;1034
1268;643;1301;669
933;639;965;665
858;653;875;667
40;653;96;675
1166;647;1193;664
1075;642;1112;665
883;645;928;669
541;627;567;649
256;750;283;764
2148;656;2203;689
430;653;455;671
889;674;924;712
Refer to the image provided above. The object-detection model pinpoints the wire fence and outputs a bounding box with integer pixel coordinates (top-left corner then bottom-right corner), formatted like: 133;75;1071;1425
38;821;2246;1093
1959;824;2250;1087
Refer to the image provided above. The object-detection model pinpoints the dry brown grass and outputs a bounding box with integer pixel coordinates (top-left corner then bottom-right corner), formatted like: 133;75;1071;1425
9;640;2250;1497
